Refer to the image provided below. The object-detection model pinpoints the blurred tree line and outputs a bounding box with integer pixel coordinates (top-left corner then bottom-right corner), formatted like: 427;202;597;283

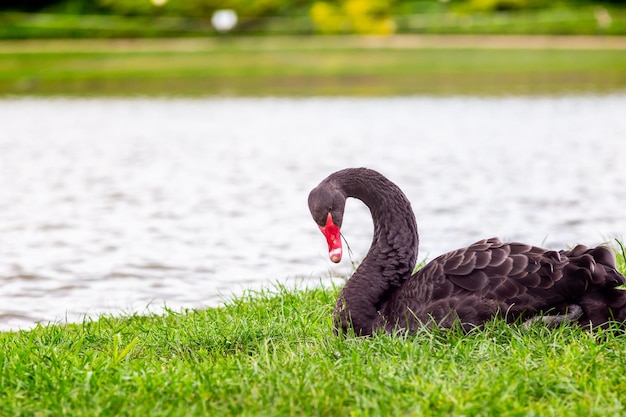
2;0;625;36
3;0;625;16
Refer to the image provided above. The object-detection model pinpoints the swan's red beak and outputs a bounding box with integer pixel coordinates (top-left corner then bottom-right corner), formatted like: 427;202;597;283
319;212;342;263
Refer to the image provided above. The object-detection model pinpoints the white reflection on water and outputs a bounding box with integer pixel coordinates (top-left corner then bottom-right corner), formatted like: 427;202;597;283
1;95;625;330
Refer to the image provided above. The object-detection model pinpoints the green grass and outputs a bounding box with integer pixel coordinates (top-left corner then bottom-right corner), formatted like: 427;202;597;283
1;36;626;96
3;263;626;416
396;6;626;36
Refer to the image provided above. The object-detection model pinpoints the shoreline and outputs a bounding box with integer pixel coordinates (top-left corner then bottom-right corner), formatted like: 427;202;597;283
1;34;626;53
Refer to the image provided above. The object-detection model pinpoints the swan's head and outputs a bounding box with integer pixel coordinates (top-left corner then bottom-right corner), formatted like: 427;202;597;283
308;182;346;263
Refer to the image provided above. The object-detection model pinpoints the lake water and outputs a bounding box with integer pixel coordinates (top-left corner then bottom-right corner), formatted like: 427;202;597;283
1;94;626;331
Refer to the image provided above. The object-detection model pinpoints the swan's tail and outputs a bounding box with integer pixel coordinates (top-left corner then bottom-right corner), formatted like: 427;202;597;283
576;288;626;328
561;245;626;328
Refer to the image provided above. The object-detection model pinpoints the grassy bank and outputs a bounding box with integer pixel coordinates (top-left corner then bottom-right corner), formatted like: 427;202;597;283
1;36;626;96
2;275;626;415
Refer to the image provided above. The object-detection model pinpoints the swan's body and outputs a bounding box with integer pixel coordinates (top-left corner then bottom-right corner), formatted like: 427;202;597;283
308;168;626;336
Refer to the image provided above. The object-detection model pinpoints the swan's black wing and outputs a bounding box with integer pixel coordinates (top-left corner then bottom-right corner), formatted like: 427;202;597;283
387;237;625;329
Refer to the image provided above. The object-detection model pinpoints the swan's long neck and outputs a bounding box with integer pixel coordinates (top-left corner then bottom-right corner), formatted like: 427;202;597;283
330;169;419;335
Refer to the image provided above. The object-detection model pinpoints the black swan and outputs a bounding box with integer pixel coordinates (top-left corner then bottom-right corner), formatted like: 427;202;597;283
308;167;626;335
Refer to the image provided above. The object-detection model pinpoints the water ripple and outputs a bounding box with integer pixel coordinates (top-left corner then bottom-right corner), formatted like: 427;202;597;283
1;95;626;330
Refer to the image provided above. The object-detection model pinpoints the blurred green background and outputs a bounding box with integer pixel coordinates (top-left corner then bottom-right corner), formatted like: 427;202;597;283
2;0;626;37
1;0;625;96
